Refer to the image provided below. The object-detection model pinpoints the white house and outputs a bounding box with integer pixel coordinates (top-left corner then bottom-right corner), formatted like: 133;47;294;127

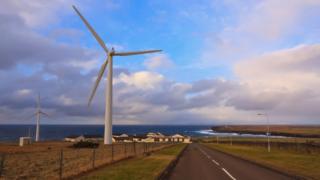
64;135;85;142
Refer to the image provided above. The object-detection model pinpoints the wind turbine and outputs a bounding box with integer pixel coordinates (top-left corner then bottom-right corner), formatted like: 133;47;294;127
72;6;162;144
33;94;48;142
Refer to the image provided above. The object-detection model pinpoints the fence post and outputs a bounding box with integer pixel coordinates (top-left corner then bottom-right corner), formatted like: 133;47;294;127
124;143;127;158
0;154;5;177
59;149;63;180
111;144;114;162
133;142;136;156
144;143;147;153
92;148;96;168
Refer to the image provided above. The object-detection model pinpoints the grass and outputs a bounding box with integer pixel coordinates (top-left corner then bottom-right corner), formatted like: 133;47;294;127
1;142;173;179
80;144;186;180
195;136;320;144
203;143;320;179
211;125;320;137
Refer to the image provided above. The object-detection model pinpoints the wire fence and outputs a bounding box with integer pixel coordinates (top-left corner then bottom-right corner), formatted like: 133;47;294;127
197;137;320;154
0;142;175;179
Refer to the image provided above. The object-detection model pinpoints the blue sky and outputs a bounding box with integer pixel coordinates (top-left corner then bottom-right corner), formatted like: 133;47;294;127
0;0;320;124
63;0;235;81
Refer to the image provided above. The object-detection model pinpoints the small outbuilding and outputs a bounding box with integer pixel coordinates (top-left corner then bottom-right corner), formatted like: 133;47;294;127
19;137;32;146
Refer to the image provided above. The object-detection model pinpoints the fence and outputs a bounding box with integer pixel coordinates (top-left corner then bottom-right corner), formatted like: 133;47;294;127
0;142;175;179
198;137;320;154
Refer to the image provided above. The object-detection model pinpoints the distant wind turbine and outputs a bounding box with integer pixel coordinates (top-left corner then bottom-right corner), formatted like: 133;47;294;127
73;5;162;144
33;94;49;142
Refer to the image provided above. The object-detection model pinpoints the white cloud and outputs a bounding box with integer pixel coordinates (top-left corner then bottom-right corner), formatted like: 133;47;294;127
69;59;99;72
116;71;165;90
228;44;320;122
236;0;320;40
235;44;320;91
0;0;77;28
199;0;320;67
144;54;173;70
1;1;320;125
58;95;76;106
15;89;32;96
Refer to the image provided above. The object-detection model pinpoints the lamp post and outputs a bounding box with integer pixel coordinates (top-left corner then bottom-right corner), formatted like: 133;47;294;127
257;113;270;152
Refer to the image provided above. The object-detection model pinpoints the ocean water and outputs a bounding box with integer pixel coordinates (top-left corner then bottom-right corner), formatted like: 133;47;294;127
0;125;212;142
0;124;280;142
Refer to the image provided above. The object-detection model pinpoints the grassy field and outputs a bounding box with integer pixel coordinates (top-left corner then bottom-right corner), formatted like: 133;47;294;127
80;143;187;180
211;125;320;138
0;141;174;179
203;143;320;179
195;136;320;144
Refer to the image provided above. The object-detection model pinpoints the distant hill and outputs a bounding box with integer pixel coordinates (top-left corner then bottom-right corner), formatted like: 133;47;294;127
211;125;320;138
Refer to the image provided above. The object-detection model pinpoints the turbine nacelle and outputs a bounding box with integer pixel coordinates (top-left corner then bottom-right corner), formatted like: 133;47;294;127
109;47;115;56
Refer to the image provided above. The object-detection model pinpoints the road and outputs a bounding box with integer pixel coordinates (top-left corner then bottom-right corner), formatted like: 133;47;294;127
169;143;292;180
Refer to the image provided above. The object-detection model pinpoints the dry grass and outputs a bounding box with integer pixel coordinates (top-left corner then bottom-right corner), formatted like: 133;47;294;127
81;144;186;180
0;141;174;179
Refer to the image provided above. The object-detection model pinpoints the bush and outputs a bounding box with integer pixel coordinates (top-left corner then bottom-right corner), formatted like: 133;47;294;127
72;141;99;148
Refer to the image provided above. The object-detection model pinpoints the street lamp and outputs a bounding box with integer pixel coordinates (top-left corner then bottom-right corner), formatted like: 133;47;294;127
257;113;271;152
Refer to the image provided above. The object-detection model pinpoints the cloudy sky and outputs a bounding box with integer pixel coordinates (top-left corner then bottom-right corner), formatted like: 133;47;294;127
1;0;320;125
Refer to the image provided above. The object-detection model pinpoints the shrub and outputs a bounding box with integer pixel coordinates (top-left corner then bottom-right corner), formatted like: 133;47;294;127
72;141;99;148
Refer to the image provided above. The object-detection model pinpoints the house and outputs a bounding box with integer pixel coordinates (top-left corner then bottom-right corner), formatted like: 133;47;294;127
113;133;129;138
113;136;133;142
147;132;164;138
83;134;103;142
19;137;32;146
171;134;192;143
64;135;84;142
64;134;102;142
132;135;147;142
64;132;192;143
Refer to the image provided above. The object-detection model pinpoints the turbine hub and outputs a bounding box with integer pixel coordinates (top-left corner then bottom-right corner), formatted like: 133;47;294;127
109;47;115;55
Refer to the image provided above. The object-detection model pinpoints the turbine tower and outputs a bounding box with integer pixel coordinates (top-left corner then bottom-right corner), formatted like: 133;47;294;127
73;5;162;144
33;94;48;142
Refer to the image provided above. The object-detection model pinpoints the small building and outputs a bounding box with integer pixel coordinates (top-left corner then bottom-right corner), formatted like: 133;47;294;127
64;132;192;143
64;135;85;142
19;137;32;146
83;134;103;142
132;135;147;142
113;136;133;142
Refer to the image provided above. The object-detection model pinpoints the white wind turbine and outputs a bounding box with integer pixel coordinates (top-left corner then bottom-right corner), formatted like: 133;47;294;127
33;94;48;142
73;6;162;144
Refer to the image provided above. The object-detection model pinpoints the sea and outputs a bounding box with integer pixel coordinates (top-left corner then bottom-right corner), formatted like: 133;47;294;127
0;124;280;142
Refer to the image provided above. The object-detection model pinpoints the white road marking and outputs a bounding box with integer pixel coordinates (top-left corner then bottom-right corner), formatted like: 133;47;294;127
212;159;220;166
198;145;237;180
222;168;237;180
200;148;220;166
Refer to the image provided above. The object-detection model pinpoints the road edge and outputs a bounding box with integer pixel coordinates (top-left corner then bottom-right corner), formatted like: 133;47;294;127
157;144;189;180
200;143;306;180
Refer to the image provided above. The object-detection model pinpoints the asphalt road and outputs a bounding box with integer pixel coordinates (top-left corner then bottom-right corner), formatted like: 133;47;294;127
169;143;293;180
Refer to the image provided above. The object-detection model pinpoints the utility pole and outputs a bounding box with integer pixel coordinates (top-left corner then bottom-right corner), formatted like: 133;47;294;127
257;113;271;152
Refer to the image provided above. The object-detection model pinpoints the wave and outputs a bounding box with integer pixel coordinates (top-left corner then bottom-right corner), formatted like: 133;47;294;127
194;129;286;138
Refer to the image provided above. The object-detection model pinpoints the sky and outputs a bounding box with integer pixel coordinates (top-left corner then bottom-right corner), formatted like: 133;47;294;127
0;0;320;125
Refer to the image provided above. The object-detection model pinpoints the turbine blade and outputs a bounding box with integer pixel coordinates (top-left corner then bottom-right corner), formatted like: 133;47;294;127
88;57;109;106
37;93;40;109
72;5;109;53
113;50;162;56
40;111;49;117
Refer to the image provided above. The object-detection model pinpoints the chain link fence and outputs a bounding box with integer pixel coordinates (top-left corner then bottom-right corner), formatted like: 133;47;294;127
0;142;175;179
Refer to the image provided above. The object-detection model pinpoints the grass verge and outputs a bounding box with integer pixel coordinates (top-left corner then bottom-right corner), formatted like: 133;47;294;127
203;143;320;179
80;144;186;180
